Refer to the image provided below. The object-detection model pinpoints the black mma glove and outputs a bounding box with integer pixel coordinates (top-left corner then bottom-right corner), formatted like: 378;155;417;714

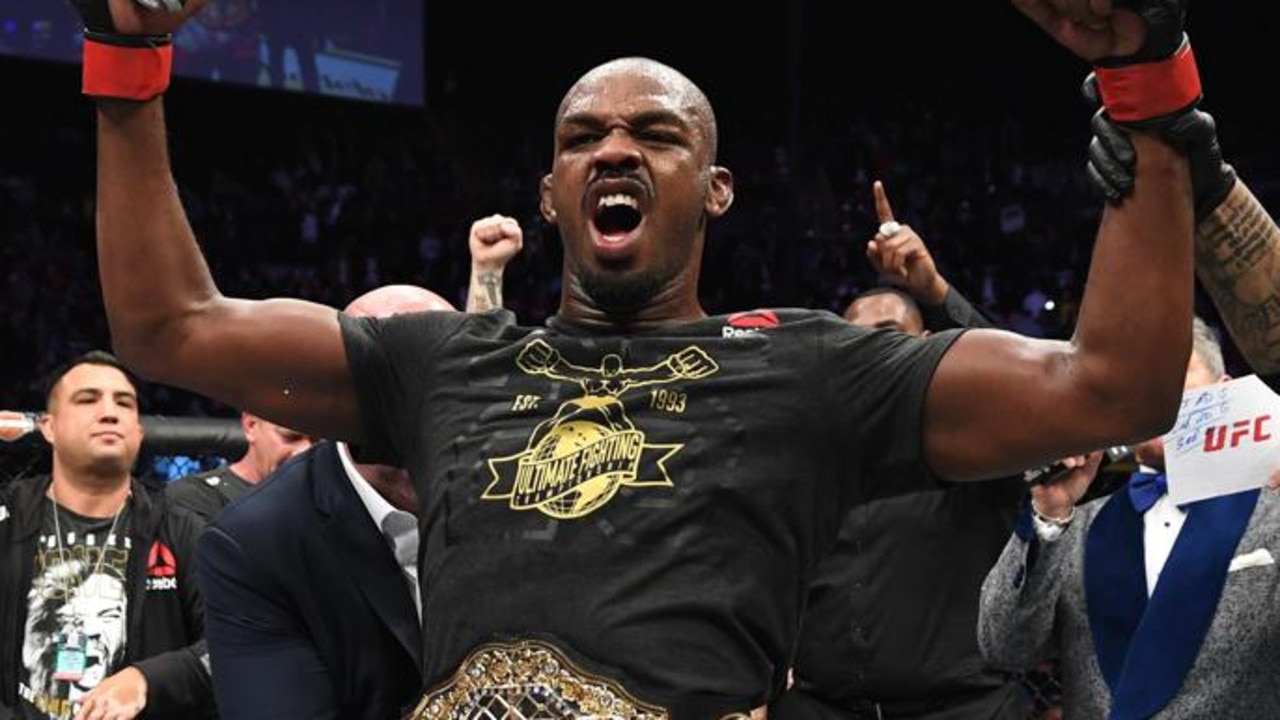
1092;0;1200;129
69;0;185;101
1084;74;1236;222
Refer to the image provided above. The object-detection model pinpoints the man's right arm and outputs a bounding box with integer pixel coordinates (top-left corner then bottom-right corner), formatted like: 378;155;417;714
95;99;360;442
979;452;1099;670
465;214;523;313
977;513;1072;671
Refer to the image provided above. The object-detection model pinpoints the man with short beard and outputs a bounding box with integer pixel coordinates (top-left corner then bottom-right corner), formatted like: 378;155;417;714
0;352;212;720
79;0;1201;716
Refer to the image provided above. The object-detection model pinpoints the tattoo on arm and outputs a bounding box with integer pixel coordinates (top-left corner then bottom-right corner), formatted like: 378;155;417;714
1194;183;1280;374
467;271;504;313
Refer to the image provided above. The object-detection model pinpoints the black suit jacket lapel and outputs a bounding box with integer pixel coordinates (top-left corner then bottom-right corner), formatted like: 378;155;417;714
312;443;422;670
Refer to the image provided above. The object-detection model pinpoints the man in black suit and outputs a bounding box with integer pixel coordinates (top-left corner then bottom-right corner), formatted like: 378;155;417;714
195;284;456;720
195;211;522;718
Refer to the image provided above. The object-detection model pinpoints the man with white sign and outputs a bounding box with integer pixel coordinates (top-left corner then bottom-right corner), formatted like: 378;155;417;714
977;316;1280;718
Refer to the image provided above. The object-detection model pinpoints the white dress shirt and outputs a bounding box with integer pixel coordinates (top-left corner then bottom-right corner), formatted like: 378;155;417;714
337;442;422;619
1141;491;1187;597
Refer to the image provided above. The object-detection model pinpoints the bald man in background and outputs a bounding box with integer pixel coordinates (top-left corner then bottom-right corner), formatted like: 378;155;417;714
195;285;455;720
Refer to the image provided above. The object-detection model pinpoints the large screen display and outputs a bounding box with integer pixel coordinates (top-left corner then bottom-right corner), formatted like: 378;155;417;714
0;0;423;105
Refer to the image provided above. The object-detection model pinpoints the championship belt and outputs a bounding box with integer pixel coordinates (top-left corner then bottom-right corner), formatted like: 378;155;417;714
409;639;670;720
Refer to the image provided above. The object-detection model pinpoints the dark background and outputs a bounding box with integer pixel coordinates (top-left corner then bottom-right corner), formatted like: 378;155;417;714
5;3;1271;166
2;1;1276;428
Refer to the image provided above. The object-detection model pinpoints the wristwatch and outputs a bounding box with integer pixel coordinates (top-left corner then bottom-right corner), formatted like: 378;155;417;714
1030;500;1075;542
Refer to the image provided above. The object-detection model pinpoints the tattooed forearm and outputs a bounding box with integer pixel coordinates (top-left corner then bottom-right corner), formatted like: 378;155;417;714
1194;182;1280;374
466;270;504;313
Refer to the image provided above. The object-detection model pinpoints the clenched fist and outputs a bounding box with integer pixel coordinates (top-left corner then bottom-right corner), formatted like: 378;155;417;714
517;340;561;376
70;0;209;35
469;214;524;273
666;347;718;380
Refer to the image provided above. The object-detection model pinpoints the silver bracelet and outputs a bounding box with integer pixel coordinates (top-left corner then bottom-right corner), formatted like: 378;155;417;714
1031;500;1075;526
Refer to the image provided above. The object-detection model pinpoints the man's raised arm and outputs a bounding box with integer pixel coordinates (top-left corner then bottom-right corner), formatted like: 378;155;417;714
1077;42;1280;380
1193;185;1280;375
924;0;1195;481
84;1;360;441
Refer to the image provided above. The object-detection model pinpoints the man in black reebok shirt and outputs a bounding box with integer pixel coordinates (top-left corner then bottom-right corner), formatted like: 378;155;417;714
86;1;1200;716
0;353;212;720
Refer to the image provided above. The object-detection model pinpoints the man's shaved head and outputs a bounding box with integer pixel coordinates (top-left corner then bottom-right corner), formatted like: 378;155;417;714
557;56;719;163
344;284;456;319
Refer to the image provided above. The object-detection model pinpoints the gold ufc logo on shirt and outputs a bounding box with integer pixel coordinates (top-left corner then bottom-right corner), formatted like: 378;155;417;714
484;340;718;519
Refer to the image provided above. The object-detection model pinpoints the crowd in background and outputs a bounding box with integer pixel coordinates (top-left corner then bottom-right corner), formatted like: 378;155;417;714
1;78;1272;416
3;10;1279;720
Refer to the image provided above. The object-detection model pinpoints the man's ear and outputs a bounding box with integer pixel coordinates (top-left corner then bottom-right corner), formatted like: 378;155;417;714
704;165;734;219
37;412;54;446
240;413;258;442
539;174;557;224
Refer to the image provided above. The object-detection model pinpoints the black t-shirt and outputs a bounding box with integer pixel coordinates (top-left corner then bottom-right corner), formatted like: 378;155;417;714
340;308;961;714
792;479;1024;713
18;503;132;720
166;466;251;523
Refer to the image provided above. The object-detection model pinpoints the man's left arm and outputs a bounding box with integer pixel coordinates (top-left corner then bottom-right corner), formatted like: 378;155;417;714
924;1;1195;482
921;288;997;332
1082;63;1280;383
127;642;213;718
865;179;997;332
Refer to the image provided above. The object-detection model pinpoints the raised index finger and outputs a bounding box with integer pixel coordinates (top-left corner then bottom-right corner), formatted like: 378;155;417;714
873;180;895;223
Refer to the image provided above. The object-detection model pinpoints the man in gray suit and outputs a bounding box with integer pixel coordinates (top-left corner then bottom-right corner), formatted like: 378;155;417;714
978;316;1280;718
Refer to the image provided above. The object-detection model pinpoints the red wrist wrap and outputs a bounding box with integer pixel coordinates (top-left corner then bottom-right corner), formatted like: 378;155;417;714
1094;40;1201;124
83;36;173;101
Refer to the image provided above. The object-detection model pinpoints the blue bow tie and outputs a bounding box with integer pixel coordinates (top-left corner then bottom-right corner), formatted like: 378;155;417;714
1128;471;1169;514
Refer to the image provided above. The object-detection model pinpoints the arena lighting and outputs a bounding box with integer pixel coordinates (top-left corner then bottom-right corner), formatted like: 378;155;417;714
0;0;423;105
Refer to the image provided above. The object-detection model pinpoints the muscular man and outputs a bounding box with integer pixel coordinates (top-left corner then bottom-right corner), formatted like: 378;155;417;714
80;0;1195;715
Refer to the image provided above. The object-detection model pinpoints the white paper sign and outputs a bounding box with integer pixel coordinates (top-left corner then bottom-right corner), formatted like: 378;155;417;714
1165;374;1280;505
